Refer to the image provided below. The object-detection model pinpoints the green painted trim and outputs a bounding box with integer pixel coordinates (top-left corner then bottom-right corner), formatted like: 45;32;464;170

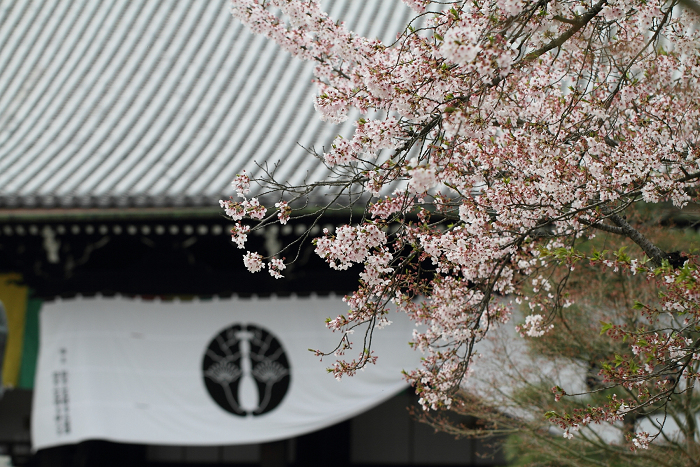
18;297;41;389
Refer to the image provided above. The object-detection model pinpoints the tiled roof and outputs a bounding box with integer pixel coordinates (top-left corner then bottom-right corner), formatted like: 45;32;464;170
0;0;412;209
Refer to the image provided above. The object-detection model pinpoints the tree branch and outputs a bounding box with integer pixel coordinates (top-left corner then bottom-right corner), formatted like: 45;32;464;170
580;218;626;235
601;207;668;268
525;0;607;61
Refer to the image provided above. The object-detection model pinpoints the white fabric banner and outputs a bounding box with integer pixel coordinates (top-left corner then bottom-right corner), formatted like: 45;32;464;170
31;295;420;450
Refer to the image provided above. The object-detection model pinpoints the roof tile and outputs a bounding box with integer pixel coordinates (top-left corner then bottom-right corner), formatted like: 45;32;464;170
0;0;412;208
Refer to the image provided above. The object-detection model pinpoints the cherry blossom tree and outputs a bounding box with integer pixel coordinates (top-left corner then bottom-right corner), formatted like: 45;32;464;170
222;0;700;449
417;218;699;464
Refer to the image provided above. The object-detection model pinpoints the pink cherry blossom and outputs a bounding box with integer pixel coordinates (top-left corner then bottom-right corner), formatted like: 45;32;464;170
268;258;286;279
275;201;291;225
232;171;251;198
230;223;250;249
243;251;265;273
225;0;700;447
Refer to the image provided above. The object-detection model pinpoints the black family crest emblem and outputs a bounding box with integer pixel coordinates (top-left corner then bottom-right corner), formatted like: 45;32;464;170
202;324;291;416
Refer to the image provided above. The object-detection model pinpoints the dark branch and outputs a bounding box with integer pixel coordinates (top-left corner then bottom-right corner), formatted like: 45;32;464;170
601;207;668;268
525;0;607;61
580;218;626;235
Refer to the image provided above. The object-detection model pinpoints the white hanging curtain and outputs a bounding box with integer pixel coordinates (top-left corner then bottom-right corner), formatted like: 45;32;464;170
31;295;420;450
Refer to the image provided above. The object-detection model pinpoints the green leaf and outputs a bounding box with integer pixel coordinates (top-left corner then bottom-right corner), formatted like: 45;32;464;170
600;321;613;335
614;354;624;367
614;246;630;262
590;249;609;261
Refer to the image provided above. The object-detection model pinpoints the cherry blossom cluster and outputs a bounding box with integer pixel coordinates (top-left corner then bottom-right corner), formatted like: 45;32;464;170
324;118;405;165
231;170;250;197
516;313;554;337
226;0;700;447
313;224;387;271
545;393;628;441
230;223;250;249
369;192;415;219
274;201;291;225
243;251;264;272
545;255;700;445
219;172;290;278
268;257;287;279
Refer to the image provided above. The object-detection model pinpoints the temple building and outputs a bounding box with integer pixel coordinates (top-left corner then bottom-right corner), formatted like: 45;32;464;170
0;1;503;466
